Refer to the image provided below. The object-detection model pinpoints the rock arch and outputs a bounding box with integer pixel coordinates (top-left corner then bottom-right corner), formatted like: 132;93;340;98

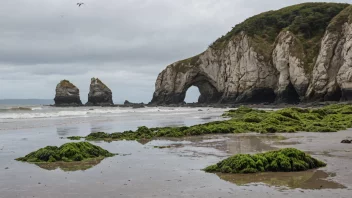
151;68;222;105
182;73;222;104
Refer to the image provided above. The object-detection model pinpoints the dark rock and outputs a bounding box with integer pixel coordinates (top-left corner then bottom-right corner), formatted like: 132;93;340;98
86;78;113;106
341;139;352;144
119;100;145;108
124;100;132;105
341;89;352;101
54;80;82;106
235;88;276;104
276;82;300;104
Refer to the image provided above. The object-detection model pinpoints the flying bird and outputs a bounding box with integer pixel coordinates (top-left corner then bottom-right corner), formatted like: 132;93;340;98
77;2;84;7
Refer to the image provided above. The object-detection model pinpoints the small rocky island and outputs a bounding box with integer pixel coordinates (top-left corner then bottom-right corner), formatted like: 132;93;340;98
86;78;114;106
54;80;82;106
53;78;114;107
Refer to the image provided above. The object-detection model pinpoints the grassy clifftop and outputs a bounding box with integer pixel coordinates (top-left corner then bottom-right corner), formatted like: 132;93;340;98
167;3;350;74
213;3;348;46
328;5;352;31
208;3;349;72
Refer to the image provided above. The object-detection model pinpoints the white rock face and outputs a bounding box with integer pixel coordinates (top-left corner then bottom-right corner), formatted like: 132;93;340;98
151;11;352;104
307;22;352;100
336;23;352;100
151;33;278;104
272;31;309;102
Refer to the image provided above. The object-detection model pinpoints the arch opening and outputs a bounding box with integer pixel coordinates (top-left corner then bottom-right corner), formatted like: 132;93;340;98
181;74;222;104
184;86;200;103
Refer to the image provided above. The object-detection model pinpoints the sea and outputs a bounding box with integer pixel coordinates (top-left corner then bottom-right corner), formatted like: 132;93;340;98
0;103;226;132
1;101;350;197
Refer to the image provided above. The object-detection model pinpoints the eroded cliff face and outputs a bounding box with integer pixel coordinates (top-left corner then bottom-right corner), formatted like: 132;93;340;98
306;20;352;101
151;6;352;105
54;80;82;106
151;33;278;104
272;31;309;103
86;78;113;106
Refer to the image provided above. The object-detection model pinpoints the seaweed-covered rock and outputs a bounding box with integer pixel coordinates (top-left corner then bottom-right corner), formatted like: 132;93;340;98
54;80;82;106
204;148;326;174
16;142;115;163
86;78;113;106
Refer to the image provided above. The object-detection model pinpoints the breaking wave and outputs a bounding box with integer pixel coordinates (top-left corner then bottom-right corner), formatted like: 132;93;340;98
0;106;197;120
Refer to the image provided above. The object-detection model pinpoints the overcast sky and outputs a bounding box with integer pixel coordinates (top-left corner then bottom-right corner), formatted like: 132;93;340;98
0;0;349;103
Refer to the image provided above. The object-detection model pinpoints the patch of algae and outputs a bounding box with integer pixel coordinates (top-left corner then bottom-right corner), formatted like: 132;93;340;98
204;148;326;174
16;142;115;171
82;104;352;142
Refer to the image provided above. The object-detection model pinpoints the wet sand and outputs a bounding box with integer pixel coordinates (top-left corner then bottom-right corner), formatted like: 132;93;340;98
1;108;352;197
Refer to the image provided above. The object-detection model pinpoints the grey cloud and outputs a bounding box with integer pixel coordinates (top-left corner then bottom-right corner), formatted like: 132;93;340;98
0;0;350;102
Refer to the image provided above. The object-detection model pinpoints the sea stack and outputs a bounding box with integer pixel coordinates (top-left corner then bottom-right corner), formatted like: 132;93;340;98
54;80;82;106
86;78;113;106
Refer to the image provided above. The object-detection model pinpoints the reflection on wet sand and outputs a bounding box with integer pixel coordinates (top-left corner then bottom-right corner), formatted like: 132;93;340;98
217;170;345;189
90;124;113;133
161;134;285;155
35;157;104;172
56;126;79;136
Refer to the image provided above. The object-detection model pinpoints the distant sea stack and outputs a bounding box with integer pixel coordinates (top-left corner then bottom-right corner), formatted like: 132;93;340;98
151;3;352;105
86;78;113;106
54;80;82;106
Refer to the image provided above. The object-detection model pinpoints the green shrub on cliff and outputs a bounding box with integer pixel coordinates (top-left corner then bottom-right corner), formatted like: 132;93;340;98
16;142;115;163
328;5;352;32
204;148;326;174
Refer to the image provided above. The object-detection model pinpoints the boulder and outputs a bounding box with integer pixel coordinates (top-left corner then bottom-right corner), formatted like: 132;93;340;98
122;100;145;108
86;78;113;106
54;80;82;106
341;139;352;144
124;100;132;105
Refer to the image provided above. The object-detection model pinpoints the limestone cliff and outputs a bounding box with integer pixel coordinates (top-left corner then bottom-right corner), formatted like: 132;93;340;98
306;6;352;101
86;78;113;106
151;3;352;105
54;80;82;106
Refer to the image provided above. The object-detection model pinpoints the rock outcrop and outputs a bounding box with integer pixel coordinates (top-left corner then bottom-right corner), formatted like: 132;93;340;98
272;31;309;103
122;100;145;108
306;6;352;101
86;78;113;106
54;80;82;106
151;33;278;105
151;3;352;105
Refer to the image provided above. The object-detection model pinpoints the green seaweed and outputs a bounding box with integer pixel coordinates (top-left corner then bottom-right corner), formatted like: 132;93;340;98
16;142;115;163
67;136;83;140
204;148;326;174
82;104;352;142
